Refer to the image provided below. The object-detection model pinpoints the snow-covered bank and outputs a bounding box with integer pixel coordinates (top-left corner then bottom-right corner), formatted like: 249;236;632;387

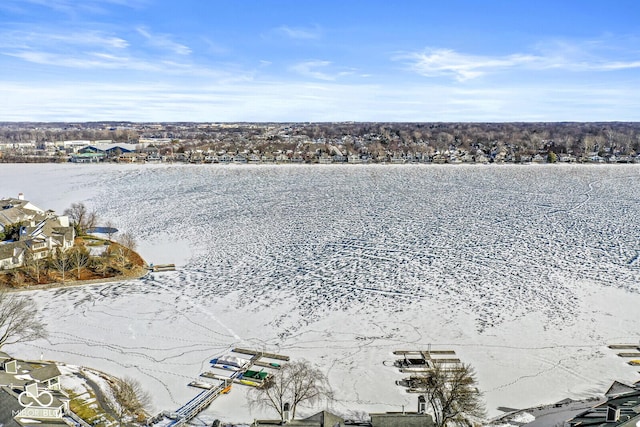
3;164;639;424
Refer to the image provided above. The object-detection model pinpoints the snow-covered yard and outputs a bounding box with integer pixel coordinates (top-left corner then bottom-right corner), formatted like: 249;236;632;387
3;163;640;424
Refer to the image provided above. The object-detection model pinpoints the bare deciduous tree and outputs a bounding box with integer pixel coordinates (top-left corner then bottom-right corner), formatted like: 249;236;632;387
85;210;98;233
9;270;26;288
69;245;90;279
107;376;152;426
94;249;114;277
116;232;137;253
414;363;485;427
113;233;138;271
0;290;48;348
63;202;98;235
24;249;44;284
248;359;333;421
49;248;71;282
104;220;117;241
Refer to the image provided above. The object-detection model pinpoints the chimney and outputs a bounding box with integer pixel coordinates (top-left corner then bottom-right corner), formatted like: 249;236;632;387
283;402;291;423
18;192;24;200
418;395;427;414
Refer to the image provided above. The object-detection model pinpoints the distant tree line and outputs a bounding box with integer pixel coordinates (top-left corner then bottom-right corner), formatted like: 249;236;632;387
2;122;640;163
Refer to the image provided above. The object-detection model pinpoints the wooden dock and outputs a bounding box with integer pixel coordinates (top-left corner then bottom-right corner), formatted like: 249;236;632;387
201;371;230;381
233;347;291;361
152;348;288;427
608;344;640;350
394;350;456;356
432;358;461;364
618;352;640;358
150;263;176;272
188;380;215;390
253;360;283;369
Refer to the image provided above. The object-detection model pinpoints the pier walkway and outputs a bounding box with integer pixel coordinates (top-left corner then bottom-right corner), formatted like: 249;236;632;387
148;348;288;426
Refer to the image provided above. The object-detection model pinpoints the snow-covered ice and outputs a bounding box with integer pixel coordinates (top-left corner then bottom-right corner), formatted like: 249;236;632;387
3;163;640;424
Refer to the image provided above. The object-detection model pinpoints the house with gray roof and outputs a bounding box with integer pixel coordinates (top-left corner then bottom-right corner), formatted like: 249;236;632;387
253;410;346;426
0;194;75;270
567;380;640;426
0;355;71;426
30;364;63;391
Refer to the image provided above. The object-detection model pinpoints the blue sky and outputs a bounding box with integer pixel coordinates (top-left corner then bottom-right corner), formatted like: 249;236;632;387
1;0;639;122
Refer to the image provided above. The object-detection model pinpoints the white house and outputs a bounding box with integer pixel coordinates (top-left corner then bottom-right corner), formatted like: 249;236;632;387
0;194;75;269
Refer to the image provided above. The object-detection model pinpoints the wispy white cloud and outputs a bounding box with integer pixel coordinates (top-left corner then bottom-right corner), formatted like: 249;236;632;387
290;60;335;80
0;26;229;78
0;28;144;70
400;49;538;81
400;40;640;81
136;27;191;55
0;29;128;50
275;25;322;40
290;60;357;81
3;0;148;15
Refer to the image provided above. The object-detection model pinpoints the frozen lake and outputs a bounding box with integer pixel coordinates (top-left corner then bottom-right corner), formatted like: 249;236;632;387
3;163;640;423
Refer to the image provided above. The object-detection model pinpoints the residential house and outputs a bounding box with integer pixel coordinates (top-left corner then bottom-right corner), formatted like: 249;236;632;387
369;397;435;427
616;155;633;163
558;154;577;163
431;153;446;164
390;153;406;164
116;152;139;163
69;152;105;163
30;364;63;391
143;144;161;161
204;154;219;163
219;153;233;163
567;380;640;426
369;412;434;427
318;154;333;164
532;154;547;163
474;153;490;164
248;154;262;163
276;153;291;163
0;194;75;269
348;154;364;164
0;353;70;426
146;152;162;162
253;410;346;426
233;154;248;163
261;153;276;163
519;155;533;163
189;151;205;163
174;152;189;162
460;152;475;163
253;400;434;427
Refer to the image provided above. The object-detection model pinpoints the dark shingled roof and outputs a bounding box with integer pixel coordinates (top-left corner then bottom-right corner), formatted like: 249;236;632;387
0;387;22;427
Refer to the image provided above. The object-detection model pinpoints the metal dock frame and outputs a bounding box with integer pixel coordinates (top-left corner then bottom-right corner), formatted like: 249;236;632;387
166;375;236;427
